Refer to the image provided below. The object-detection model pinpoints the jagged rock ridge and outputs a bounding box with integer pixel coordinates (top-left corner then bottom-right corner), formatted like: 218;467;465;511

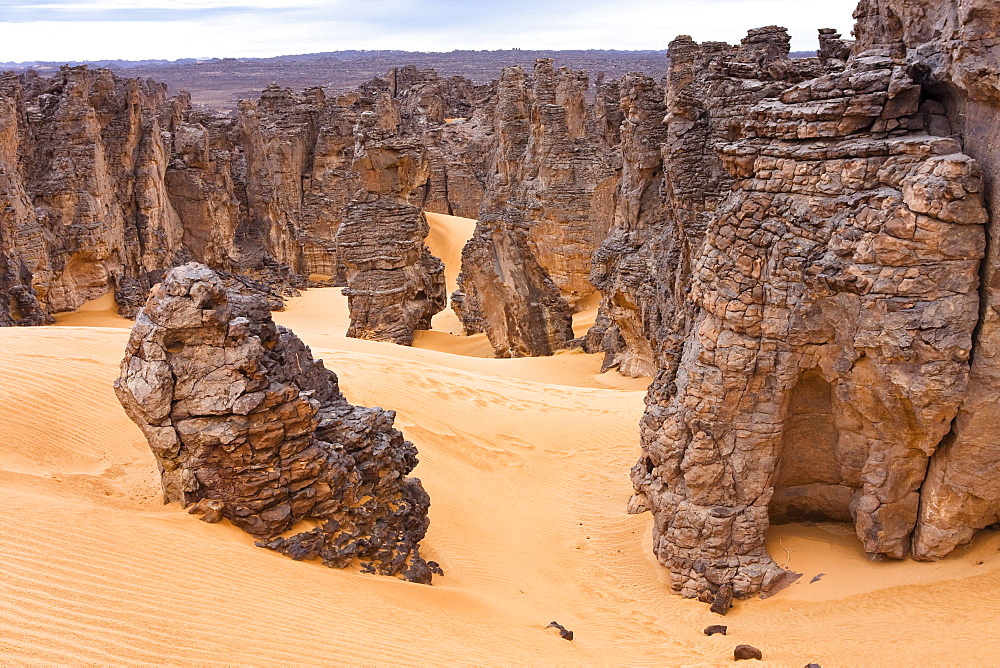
114;263;440;582
453;58;623;357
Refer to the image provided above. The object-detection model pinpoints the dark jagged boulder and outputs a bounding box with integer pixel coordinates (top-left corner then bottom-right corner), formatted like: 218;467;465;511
114;262;439;583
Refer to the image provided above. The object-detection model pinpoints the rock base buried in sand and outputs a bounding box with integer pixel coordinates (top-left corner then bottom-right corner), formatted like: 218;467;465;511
734;645;763;661
704;625;728;636
114;263;438;583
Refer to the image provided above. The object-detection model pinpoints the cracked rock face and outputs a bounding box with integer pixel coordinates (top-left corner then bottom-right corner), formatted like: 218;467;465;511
114;263;438;583
856;0;1000;561
625;14;992;599
591;27;823;381
0;66;182;324
453;59;622;357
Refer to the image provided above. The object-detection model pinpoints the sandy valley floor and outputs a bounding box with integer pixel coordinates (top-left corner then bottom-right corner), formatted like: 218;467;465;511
2;213;1000;665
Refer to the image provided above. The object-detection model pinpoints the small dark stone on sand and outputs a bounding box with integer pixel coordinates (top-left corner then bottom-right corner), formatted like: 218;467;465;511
710;583;734;615
805;663;822;667
704;625;727;636
546;621;573;641
734;644;763;661
810;573;825;583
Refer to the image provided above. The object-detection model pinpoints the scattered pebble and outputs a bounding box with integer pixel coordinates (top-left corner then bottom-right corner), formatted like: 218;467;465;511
546;621;573;641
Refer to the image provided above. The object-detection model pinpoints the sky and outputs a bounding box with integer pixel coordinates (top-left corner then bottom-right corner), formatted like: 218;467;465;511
0;0;860;63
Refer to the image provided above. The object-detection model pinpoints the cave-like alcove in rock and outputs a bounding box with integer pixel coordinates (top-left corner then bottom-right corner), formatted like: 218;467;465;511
769;370;856;525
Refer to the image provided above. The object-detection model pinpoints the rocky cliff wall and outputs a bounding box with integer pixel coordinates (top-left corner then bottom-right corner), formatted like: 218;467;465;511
622;2;1000;602
0;65;483;336
846;0;1000;561
591;29;824;379
0;66;183;324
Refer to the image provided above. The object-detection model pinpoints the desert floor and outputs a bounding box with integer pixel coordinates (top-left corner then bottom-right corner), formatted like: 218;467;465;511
2;213;1000;665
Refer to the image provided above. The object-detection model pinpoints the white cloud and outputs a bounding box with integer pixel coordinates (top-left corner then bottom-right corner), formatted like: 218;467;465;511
9;0;325;9
0;0;860;63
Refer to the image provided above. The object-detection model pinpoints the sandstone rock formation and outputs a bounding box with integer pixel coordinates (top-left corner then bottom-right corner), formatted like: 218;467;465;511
453;59;622;357
337;110;446;344
619;5;997;600
114;263;439;582
7;0;1000;605
591;28;823;379
0;66;182;324
0;64;484;334
858;0;1000;561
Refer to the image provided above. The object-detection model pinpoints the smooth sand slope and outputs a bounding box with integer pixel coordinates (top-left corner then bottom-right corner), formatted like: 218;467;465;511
2;214;1000;665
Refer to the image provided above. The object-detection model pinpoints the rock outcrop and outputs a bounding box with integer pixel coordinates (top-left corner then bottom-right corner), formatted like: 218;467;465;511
0;65;485;334
622;7;996;600
337;110;446;344
454;59;622;357
855;0;1000;561
8;0;1000;604
0;66;183;324
114;263;439;582
592;28;823;379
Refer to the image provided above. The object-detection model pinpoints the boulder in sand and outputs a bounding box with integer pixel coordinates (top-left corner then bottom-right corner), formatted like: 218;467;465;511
114;263;439;583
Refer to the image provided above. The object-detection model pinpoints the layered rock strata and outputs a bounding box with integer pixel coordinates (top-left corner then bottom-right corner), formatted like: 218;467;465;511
624;9;995;600
337;111;446;344
114;263;439;582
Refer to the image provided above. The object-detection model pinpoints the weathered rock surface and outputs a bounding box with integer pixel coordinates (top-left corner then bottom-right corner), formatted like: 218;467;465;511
454;59;622;357
0;65;483;334
114;263;439;582
7;0;1000;604
337;110;446;344
592;28;822;379
622;9;995;600
861;0;1000;561
0;66;183;323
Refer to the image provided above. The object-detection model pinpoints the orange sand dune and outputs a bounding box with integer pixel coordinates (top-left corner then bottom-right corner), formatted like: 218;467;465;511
3;216;1000;665
424;211;479;338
